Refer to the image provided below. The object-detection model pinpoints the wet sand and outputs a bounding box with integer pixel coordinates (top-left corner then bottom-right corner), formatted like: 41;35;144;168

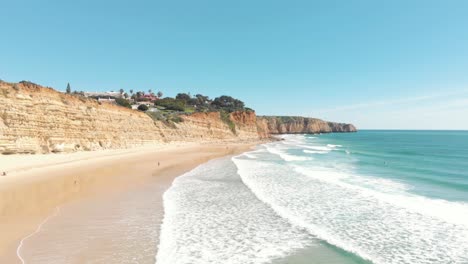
0;141;259;263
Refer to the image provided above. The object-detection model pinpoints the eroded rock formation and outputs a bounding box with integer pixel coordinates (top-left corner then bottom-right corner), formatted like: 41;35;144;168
257;116;357;134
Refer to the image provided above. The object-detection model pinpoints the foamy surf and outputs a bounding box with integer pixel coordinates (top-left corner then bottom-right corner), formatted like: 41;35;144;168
156;158;312;264
303;149;328;154
232;135;468;264
265;145;312;161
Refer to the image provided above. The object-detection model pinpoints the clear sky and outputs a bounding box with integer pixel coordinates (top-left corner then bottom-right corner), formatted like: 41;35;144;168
1;0;468;129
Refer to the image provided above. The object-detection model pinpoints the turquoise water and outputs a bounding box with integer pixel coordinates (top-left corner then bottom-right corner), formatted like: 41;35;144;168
157;131;468;264
313;130;468;202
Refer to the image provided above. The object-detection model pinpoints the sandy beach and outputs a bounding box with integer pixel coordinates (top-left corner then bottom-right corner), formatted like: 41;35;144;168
0;140;261;263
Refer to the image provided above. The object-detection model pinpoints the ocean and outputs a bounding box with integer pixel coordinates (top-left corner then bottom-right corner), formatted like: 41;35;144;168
156;130;468;264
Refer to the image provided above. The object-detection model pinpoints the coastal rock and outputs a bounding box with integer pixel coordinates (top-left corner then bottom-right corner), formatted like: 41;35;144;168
257;116;357;134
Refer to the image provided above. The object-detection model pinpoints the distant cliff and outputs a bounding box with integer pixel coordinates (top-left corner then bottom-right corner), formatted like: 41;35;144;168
0;80;356;154
257;116;357;134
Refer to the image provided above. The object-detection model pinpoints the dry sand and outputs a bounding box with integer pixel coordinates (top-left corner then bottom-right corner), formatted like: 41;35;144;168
0;140;261;263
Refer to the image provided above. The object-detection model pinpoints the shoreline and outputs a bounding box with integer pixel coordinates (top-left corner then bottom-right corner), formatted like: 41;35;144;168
0;140;263;263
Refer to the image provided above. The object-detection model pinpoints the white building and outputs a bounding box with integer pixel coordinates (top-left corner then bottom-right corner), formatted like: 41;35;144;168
84;91;123;99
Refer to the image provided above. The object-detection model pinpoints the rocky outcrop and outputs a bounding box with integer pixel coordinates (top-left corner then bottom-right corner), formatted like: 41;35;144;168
0;81;356;154
257;116;357;134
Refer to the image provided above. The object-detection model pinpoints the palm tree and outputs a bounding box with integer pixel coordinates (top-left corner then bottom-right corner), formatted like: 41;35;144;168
157;91;163;98
130;89;134;95
148;89;152;94
119;88;124;94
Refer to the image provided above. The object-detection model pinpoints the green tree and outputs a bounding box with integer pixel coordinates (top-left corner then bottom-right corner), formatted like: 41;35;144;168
138;104;149;111
157;91;163;98
66;83;71;94
115;98;132;108
175;93;191;102
130;89;134;95
195;94;210;105
155;98;185;111
119;88;124;94
190;94;211;111
212;96;245;112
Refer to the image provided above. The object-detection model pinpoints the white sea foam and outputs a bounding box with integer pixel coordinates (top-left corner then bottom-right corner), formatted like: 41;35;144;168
279;136;307;147
291;165;410;193
233;142;468;264
243;152;258;159
303;149;328;154
156;158;312;264
300;145;332;151
265;145;312;161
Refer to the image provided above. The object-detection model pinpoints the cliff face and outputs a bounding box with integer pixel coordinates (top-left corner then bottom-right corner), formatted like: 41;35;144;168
155;111;259;142
257;116;357;134
0;81;356;154
0;81;260;154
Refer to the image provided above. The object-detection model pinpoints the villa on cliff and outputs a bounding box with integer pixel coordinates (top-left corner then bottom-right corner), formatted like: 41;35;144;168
83;91;124;104
141;94;158;102
84;91;123;99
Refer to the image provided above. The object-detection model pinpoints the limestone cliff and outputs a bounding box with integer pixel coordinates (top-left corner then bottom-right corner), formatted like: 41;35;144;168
153;111;259;142
257;116;357;134
0;81;356;154
0;81;260;154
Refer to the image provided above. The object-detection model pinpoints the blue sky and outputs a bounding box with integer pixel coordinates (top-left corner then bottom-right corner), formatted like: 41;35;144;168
1;0;468;129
